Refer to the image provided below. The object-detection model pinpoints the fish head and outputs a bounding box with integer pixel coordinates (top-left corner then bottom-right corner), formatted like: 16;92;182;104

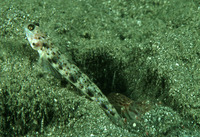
24;23;47;51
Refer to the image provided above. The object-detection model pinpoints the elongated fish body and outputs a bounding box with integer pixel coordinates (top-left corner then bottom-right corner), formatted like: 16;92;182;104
24;23;124;126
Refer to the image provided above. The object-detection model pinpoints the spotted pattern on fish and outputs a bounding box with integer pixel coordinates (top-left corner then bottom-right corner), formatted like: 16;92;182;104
24;23;124;126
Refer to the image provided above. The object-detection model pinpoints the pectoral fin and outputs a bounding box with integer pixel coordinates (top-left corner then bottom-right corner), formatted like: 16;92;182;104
39;56;62;79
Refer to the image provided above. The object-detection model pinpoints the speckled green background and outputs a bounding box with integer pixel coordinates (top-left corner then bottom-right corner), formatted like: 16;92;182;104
0;0;200;136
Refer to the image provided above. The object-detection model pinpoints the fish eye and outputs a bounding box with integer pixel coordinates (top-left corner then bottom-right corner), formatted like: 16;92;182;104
28;24;35;31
